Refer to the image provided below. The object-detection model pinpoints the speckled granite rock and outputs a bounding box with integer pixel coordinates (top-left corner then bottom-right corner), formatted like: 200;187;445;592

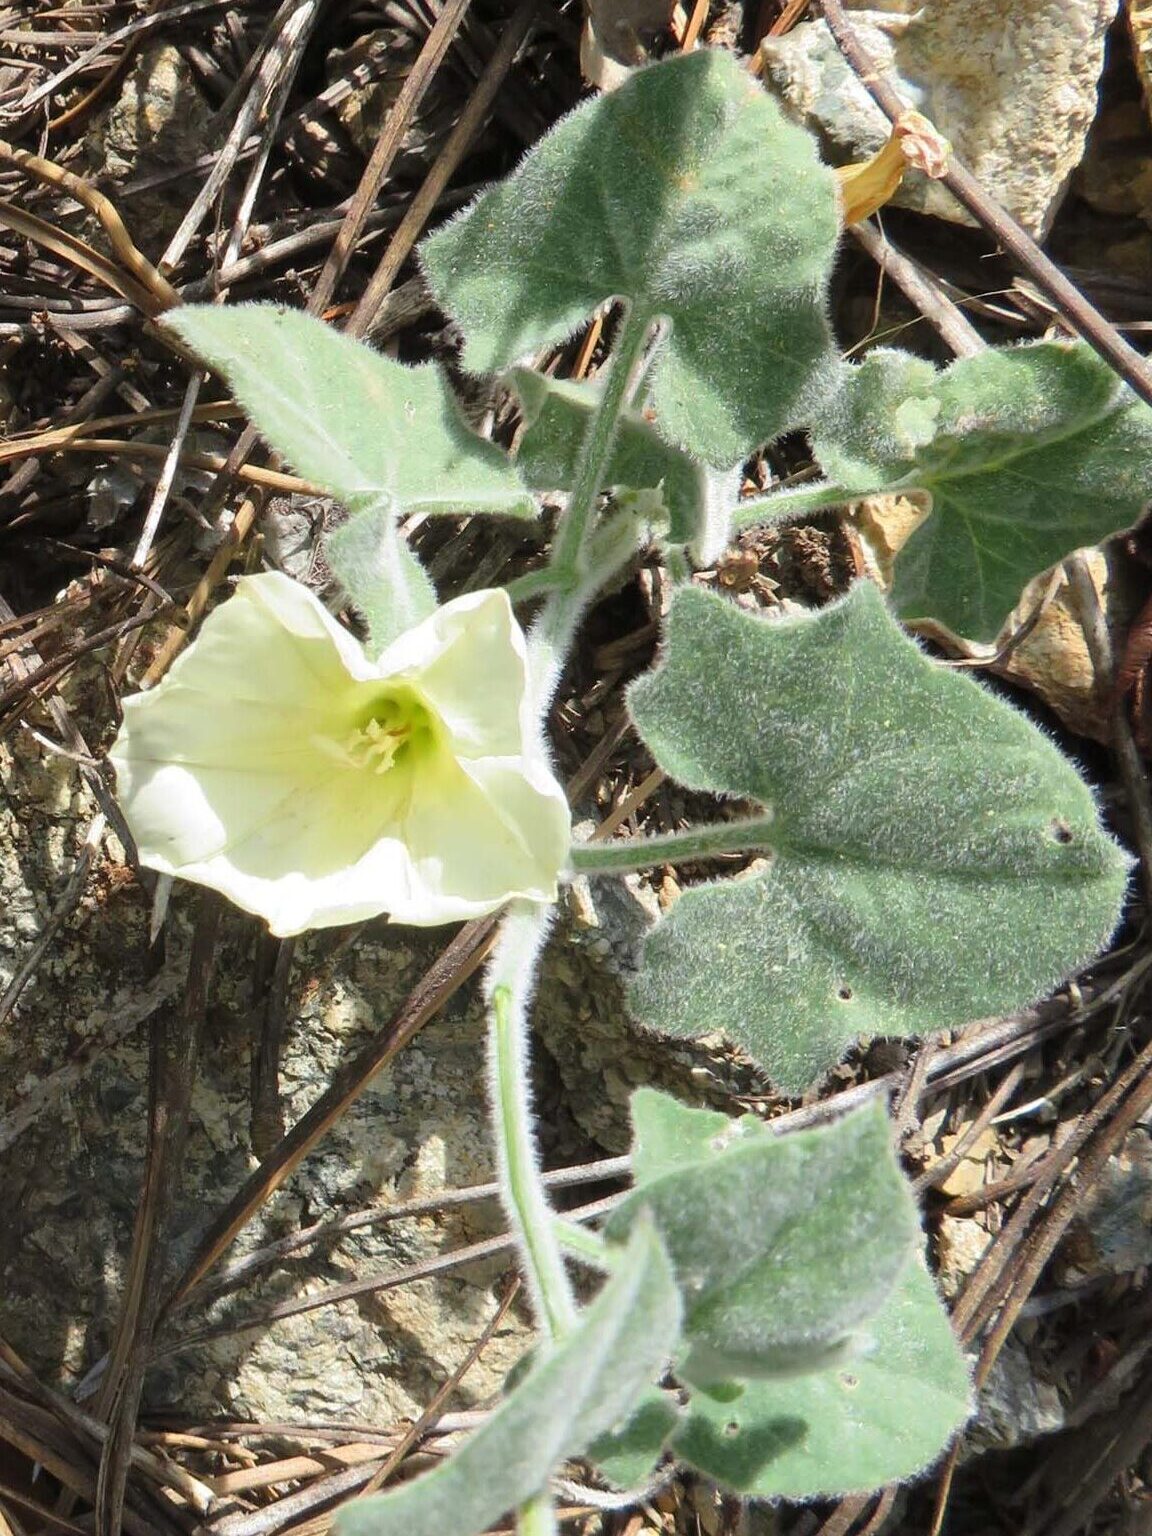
1062;1126;1152;1282
0;722;529;1425
0;725;758;1426
971;1339;1067;1449
760;1;1114;237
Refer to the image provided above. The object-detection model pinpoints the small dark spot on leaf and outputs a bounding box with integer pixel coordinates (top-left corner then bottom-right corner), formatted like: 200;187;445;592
839;1373;859;1390
724;1421;741;1437
837;986;853;1001
1049;819;1074;845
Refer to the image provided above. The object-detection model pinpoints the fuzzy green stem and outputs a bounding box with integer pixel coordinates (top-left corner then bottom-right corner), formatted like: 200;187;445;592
730;480;859;530
487;903;578;1343
549;304;655;580
504;566;565;606
526;508;651;711
509;504;649;614
664;546;690;584
568;814;777;876
555;1218;610;1268
516;1491;559;1536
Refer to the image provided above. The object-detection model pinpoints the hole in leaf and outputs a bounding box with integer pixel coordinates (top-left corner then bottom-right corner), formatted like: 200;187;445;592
837;986;854;1001
1049;819;1074;845
724;1421;741;1437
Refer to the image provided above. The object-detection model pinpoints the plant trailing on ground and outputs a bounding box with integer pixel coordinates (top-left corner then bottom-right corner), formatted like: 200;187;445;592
113;48;1144;1534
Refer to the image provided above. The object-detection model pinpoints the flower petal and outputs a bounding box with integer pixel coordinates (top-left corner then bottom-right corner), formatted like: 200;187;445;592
374;588;529;758
395;750;572;921
110;573;571;935
237;569;381;684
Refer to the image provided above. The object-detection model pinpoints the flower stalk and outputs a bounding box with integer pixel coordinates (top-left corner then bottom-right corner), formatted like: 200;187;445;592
486;902;578;1345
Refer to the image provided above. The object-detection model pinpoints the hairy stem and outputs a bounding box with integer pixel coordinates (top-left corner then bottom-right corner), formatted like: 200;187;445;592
516;1490;560;1536
526;507;650;711
731;480;858;530
507;508;649;611
504;566;564;606
486;902;578;1342
568;814;777;875
664;546;690;584
550;303;655;580
555;1218;610;1269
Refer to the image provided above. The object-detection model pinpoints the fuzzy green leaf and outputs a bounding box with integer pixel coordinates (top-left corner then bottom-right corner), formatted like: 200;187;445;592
627;582;1129;1091
587;1389;680;1491
325;497;437;653
674;1254;971;1498
165;304;534;519
512;368;705;546
422;50;840;467
811;342;1152;640
607;1091;921;1388
336;1221;680;1536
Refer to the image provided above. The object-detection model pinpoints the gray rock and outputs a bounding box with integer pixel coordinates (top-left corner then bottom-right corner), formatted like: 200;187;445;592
970;1337;1066;1449
760;1;1114;237
1062;1126;1152;1281
0;723;532;1425
0;707;769;1428
537;867;769;1153
85;42;215;254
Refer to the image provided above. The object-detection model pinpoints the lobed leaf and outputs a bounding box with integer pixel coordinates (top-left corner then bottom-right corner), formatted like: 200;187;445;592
165;304;534;520
627;582;1130;1091
606;1090;921;1388
336;1221;681;1536
422;49;841;467
811;341;1152;641
674;1254;971;1497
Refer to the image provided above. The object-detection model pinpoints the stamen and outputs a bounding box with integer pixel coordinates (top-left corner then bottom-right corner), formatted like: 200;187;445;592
346;715;410;775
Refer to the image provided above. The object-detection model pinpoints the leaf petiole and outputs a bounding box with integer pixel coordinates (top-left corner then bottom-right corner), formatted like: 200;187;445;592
730;480;858;530
568;815;777;877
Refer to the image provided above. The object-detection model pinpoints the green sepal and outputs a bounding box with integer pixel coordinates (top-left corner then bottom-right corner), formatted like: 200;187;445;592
325;496;437;653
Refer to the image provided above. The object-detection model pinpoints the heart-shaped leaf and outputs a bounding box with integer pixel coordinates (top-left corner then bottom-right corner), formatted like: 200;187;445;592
422;49;841;467
627;582;1129;1091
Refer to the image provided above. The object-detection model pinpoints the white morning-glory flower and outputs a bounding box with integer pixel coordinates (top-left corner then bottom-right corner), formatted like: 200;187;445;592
109;573;571;937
